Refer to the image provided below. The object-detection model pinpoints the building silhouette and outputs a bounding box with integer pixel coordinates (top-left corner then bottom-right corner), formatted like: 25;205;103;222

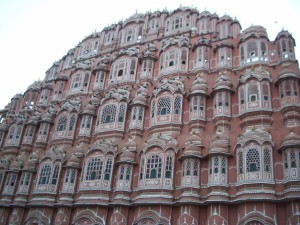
0;6;299;225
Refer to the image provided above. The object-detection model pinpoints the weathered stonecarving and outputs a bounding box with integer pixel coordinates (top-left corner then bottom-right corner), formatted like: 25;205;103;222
0;5;300;225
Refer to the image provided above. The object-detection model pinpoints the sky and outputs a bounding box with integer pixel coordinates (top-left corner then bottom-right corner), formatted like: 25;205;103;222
0;0;299;109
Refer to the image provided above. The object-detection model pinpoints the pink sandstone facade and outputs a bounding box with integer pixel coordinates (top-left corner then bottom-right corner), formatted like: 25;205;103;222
0;6;299;225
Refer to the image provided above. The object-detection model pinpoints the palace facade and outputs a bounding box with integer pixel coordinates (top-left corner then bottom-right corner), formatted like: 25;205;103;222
0;6;300;225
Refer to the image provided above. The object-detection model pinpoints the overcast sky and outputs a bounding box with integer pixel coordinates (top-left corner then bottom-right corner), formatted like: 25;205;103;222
0;0;299;109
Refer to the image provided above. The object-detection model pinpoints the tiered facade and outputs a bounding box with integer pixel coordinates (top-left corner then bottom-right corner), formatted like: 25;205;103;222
0;6;300;225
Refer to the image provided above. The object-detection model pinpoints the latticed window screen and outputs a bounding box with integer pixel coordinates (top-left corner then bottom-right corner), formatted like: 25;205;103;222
165;156;173;178
81;115;92;128
138;107;144;121
25;125;35;137
119;165;125;180
151;100;155;118
139;157;145;180
146;155;162;179
193;161;198;176
38;164;51;185
213;157;219;173
5;174;17;187
69;115;76;131
238;151;243;174
132;107;137;120
221;157;226;174
283;152;288;169
104;158;113;180
57;116;68;131
51;164;60;185
126;167;131;180
101;104;117;124
86;158;103;180
263;149;271;171
174;96;181;114
290;150;296;168
248;83;259;101
20;172;31;186
185;161;191;176
65;169;76;184
157;97;171;115
246;149;260;172
118;104;126;122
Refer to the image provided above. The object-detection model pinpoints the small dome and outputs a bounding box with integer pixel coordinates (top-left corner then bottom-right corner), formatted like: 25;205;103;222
185;133;202;146
190;74;208;95
199;10;212;18
182;134;203;158
119;150;135;163
123;138;136;150
240;25;268;40
209;130;229;154
82;102;96;115
67;154;81;167
280;131;300;150
41;111;53;123
213;73;232;91
90;95;99;106
132;85;148;105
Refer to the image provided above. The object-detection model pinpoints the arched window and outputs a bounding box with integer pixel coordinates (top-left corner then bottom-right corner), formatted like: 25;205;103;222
190;95;206;120
182;159;200;187
174;96;182;115
239;79;272;113
79;115;93;136
57;116;68;131
139;151;174;189
282;148;300;180
159;47;188;75
17;172;31;194
55;114;77;139
81;154;114;190
213;91;231;116
118;104;126;122
62;168;77;193
130;106;145;129
3;173;17;195
208;156;227;185
237;144;273;183
246;149;260;172
5;124;23;146
101;105;117;124
70;72;90;93
36;162;62;193
146;155;162;179
69;115;76;131
116;164;132;190
110;57;137;84
157;97;171;116
86;158;103;180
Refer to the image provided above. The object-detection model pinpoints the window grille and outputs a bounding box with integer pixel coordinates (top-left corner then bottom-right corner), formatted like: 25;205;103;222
238;151;243;174
51;164;60;185
157;97;171;115
57;116;68;131
174;96;181;115
165;156;173;178
146;155;162;179
246;149;260;172
69;115;76;131
264;149;271;171
38;164;51;185
118;104;126;122
86;158;103;180
101;105;117;124
104;158;113;180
